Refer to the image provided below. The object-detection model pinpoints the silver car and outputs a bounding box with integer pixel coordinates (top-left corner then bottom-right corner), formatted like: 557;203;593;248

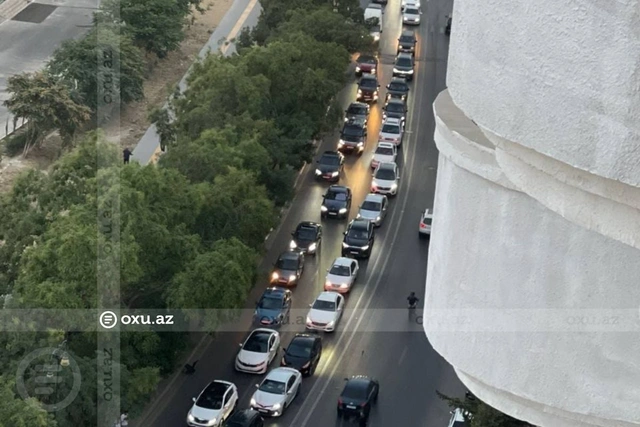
419;208;433;236
357;193;388;226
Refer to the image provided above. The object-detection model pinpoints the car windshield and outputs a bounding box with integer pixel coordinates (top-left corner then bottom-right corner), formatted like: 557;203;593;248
296;227;317;240
399;35;415;44
357;56;376;64
405;7;419;14
287;342;312;358
320;155;340;165
381;124;400;134
259;296;282;310
330;264;351;276
259;379;286;395
326;191;347;201
361;201;381;211
375;168;396;180
396;57;413;67
196;390;224;410
342;126;363;137
313;299;336;311
359;79;377;89
342;383;368;400
347;105;367;115
276;257;298;270
386;103;404;113
423;217;432;225
388;82;407;91
348;229;369;240
244;333;269;352
376;146;394;155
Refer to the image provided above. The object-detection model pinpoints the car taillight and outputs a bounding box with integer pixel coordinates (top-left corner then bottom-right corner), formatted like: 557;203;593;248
360;402;367;407
338;398;343;405
420;223;426;228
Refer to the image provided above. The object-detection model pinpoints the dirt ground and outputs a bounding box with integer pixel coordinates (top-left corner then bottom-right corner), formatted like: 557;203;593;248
0;0;233;193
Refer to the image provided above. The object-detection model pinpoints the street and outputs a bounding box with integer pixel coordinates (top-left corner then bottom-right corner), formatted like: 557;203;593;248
139;0;467;425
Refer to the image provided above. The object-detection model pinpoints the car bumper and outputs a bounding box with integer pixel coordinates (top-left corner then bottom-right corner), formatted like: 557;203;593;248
339;407;367;419
270;278;298;286
322;210;348;219
419;227;431;235
403;18;420;25
338;144;364;154
372;187;397;196
251;405;283;417
393;71;414;80
357;92;378;102
235;359;268;374
342;248;370;258
306;322;335;332
316;174;340;182
324;284;351;293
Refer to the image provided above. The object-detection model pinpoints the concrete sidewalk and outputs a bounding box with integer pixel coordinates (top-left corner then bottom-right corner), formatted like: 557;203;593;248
131;0;261;165
0;0;97;139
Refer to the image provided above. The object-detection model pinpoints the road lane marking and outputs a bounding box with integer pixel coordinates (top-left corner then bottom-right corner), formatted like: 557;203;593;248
290;31;428;426
220;0;259;55
398;346;408;365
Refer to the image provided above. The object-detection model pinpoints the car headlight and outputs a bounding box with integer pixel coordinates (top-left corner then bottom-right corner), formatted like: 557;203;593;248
357;141;364;147
339;208;347;214
376;216;381;221
271;272;279;280
374;34;380;41
315;168;322;175
355;66;361;72
357;89;363;95
288;274;296;282
308;243;317;251
356;213;361;218
361;245;370;250
371;68;376;74
342;242;349;248
188;414;195;422
302;361;311;368
250;398;257;406
408;69;414;74
321;206;328;212
206;419;217;426
289;240;297;249
327;321;335;327
391;183;398;189
272;403;282;410
331;171;339;177
393;68;400;73
325;280;332;287
306;316;312;324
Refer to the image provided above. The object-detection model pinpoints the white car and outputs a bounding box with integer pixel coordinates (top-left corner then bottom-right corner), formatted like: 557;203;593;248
324;257;359;293
401;0;420;10
187;380;238;427
448;407;469;427
378;117;404;146
357;193;388;226
372;162;400;196
419;208;433;236
306;291;345;332
235;328;280;374
371;141;397;169
250;367;302;417
403;6;422;24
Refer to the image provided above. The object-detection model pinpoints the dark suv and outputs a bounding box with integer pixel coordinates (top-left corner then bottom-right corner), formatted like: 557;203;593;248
290;221;322;254
344;102;370;125
382;98;407;123
393;53;415;81
321;185;352;219
315;151;344;182
355;54;378;76
397;30;417;54
337;376;379;422
357;74;380;103
342;219;375;258
339;117;367;155
386;77;410;102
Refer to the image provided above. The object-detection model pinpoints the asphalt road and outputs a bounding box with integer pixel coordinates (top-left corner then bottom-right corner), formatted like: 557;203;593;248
142;0;467;425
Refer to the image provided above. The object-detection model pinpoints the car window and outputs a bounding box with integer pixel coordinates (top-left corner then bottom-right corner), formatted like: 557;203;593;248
259;379;286;395
347;105;367;115
375;168;397;180
196;388;224;410
287;340;312;358
399;35;415;44
388;82;407;91
405;7;419;13
329;192;347;201
259;296;283;310
276;257;299;270
361;201;381;211
244;332;269;352
287;376;296;390
296;227;317;240
320;155;340;165
396;57;413;67
330;264;351;276
423;217;433;225
376;145;395;156
359;78;377;89
348;229;369;240
351;261;357;271
342;382;368;400
312;299;336;311
386;103;404;112
342;125;364;137
381;123;400;134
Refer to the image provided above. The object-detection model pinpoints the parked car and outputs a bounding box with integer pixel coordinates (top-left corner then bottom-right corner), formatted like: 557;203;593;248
281;333;322;376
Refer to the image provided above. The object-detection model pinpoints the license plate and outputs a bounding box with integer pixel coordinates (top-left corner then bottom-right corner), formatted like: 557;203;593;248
258;409;268;413
346;405;356;409
350;251;359;255
324;175;331;178
329;212;337;216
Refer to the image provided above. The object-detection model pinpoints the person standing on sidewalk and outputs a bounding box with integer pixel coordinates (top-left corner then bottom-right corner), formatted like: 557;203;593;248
123;148;132;164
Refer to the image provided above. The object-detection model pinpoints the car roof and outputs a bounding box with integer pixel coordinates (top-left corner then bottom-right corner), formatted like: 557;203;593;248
345;376;373;389
266;367;299;382
364;193;385;203
366;3;382;9
378;162;397;170
203;380;231;397
296;221;320;230
344;117;366;127
333;257;354;267
397;52;413;59
328;185;349;192
279;250;301;260
316;291;340;302
400;30;415;37
389;77;408;84
291;334;318;345
422;208;433;218
263;287;289;298
357;54;377;62
348;101;369;109
382;117;402;126
350;218;371;229
376;141;395;149
360;74;377;81
404;5;420;10
251;328;277;337
386;98;405;106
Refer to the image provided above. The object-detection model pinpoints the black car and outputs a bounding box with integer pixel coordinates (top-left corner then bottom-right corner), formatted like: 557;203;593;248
393;53;415;81
446;15;452;35
321;185;352;219
386;78;410;101
281;333;322;376
270;251;304;286
290;221;322;255
355;54;378;76
344;102;370;124
342;219;375;258
337;376;379;422
382;98;407;123
224;409;264;427
397;30;417;54
357;74;380;103
254;287;292;326
315;150;344;182
339;117;367;155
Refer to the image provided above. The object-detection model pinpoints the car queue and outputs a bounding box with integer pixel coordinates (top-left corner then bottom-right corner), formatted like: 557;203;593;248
186;5;425;427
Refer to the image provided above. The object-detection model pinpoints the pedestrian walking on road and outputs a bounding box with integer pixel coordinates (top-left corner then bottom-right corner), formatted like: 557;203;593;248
123;148;132;164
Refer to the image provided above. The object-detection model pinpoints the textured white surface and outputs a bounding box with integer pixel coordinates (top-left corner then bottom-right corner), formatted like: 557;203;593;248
447;0;640;187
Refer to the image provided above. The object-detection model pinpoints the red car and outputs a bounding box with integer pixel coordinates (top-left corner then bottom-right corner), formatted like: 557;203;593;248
355;54;378;76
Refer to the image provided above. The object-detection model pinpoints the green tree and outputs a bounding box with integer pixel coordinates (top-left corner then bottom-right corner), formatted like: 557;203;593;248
0;376;56;427
3;72;91;156
148;106;176;151
47;26;145;121
437;391;532;427
98;0;196;58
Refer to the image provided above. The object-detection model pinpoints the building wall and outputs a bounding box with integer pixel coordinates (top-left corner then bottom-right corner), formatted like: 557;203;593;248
425;1;640;424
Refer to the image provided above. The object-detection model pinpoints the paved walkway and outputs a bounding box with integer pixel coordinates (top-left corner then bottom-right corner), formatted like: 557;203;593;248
131;0;262;165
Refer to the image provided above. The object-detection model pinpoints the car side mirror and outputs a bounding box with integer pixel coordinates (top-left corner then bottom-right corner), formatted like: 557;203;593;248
255;384;260;388
239;343;243;347
287;390;293;395
309;303;313;307
192;397;197;402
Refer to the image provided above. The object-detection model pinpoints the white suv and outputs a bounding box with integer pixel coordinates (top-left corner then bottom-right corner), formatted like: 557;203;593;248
419;208;433;236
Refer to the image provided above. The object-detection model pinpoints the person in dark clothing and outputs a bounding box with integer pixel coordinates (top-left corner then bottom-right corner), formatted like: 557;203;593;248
123;148;132;164
407;292;419;308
